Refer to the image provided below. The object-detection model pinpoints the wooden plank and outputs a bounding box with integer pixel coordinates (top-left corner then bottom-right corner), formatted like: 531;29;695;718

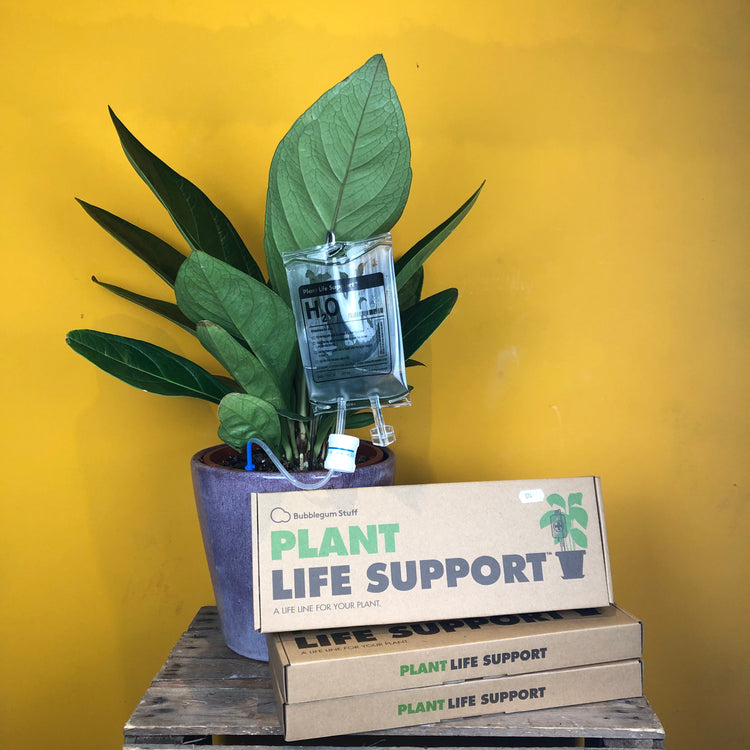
153;655;271;687
125;686;279;737
125;686;663;742
150;606;270;687
163;607;236;659
587;743;665;749
125;744;662;750
124;738;210;749
371;697;665;740
123;741;592;750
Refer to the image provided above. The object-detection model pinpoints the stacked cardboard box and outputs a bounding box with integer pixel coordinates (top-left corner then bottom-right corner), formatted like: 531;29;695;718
250;478;644;740
268;605;643;739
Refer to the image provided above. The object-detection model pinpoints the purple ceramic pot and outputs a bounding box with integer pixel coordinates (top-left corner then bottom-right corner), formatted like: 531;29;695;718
190;442;396;661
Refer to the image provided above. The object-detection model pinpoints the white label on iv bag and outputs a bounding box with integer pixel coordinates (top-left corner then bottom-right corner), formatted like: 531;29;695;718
298;272;391;383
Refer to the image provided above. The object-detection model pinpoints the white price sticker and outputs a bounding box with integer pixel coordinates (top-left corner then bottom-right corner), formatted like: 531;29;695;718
519;488;545;503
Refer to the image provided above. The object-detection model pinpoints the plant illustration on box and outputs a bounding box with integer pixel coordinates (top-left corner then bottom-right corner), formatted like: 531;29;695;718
541;493;588;580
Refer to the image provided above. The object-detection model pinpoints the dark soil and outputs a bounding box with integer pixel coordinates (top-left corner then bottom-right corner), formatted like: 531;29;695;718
216;446;289;472
216;444;375;472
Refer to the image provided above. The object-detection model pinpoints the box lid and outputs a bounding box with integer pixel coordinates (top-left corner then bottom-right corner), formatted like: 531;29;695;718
253;478;613;632
269;604;642;703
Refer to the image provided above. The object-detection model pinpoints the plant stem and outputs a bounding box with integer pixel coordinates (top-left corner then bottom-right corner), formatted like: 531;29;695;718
313;412;335;466
295;365;311;468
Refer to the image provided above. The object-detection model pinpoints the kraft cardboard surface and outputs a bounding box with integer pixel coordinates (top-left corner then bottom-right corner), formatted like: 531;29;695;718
252;478;612;632
277;659;644;740
269;604;641;703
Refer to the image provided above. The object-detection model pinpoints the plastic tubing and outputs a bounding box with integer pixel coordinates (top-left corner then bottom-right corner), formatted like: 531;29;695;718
369;395;395;446
336;397;347;434
250;439;336;490
249;397;348;490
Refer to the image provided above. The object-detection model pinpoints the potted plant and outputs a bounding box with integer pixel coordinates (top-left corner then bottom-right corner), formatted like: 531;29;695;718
66;54;482;659
540;492;589;580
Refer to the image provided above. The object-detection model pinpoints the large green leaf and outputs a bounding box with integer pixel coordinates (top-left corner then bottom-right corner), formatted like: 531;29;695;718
92;277;196;333
345;411;375;429
264;54;412;302
108;108;264;282
397;265;424;311
196;321;286;409
175;251;298;390
395;182;484;291
277;408;312;423
65;329;233;403
77;199;186;287
400;288;458;360
217;393;282;452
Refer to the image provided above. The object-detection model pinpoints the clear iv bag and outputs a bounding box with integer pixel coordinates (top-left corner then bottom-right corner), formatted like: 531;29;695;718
283;233;410;416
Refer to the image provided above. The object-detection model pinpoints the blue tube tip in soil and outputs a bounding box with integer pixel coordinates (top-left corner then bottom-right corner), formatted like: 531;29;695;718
245;441;255;471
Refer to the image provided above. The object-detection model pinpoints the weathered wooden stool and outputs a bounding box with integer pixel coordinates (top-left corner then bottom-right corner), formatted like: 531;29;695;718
124;606;666;749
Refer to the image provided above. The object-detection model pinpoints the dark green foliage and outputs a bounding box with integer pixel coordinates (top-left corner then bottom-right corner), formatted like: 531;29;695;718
67;55;482;468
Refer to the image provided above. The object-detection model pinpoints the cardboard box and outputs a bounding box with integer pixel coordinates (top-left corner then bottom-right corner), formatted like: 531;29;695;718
269;604;641;703
252;478;612;632
275;659;644;740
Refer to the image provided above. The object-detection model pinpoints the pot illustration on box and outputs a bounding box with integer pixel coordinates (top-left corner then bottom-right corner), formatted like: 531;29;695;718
540;493;588;579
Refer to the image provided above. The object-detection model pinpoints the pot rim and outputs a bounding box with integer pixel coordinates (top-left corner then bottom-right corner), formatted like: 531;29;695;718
194;440;390;474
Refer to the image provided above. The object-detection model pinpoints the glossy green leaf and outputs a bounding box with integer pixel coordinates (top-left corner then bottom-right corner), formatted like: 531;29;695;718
92;277;196;333
65;329;232;403
395;182;484;290
109;108;264;282
215;374;242;392
397;265;423;311
400;288;458;360
196;321;286;409
77;199;186;287
264;54;412;302
345;411;375;429
175;251;298;389
277;408;312;423
312;413;336;458
570;527;588;549
217;393;282;452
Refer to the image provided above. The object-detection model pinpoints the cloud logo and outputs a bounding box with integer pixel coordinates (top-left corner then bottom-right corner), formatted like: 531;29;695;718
270;507;291;523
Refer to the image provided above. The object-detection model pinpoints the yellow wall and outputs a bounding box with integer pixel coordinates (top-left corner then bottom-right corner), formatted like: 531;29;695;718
2;2;747;748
